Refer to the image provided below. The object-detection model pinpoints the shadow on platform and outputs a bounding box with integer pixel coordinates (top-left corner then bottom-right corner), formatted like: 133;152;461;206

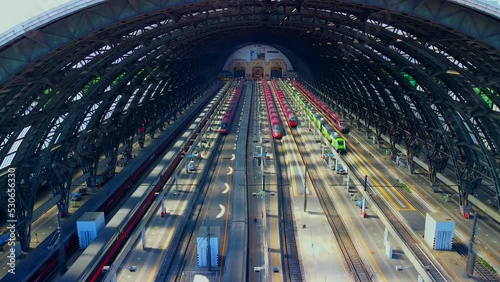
306;211;324;215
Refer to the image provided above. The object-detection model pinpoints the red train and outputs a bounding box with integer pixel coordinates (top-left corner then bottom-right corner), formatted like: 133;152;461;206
270;80;297;127
220;82;244;134
262;79;282;139
24;83;225;282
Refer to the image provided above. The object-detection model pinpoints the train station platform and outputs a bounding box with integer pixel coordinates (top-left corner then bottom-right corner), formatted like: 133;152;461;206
285;110;419;281
112;119;220;281
354;125;500;279
0;123;167;280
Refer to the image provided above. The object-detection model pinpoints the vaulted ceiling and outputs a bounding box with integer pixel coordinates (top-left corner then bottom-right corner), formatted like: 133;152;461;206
0;0;498;210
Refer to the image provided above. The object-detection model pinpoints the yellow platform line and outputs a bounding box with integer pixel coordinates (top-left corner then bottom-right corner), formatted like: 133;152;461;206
352;155;414;211
270;187;282;282
147;196;188;281
387;185;414;210
219;177;232;280
293;91;415;212
339;190;388;282
348;141;415;211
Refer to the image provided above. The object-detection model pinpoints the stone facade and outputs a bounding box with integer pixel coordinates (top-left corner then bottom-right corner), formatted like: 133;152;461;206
229;59;287;78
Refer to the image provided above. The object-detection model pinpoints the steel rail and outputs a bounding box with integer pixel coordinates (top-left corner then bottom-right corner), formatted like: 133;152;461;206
269;80;304;282
283;86;373;281
397;185;500;281
295;81;451;282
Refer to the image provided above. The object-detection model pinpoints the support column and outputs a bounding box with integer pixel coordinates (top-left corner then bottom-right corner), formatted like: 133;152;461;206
15;172;33;251
84;162;97;191
427;149;448;193
384;228;393;259
405;135;420;175
141;229;146;250
57;212;67;274
458;170;481;218
464;215;478;277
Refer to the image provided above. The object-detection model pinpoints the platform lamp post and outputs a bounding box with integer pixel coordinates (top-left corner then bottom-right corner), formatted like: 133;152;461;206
206;225;212;271
160;192;166;217
303;168;308;212
256;133;268;192
345;174;350;190
53;182;84;275
254;188;269;282
364;175;368;191
57;211;67;274
261;153;268;193
464;214;479;277
174;173;179;195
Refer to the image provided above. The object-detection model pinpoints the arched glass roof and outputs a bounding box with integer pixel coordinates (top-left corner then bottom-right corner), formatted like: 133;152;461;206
0;0;498;251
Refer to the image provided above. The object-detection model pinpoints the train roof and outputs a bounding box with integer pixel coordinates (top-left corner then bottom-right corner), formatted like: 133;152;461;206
60;228;119;282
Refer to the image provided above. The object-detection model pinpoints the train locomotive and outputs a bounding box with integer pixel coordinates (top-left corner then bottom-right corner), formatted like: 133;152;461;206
262;80;282;139
293;81;349;134
28;82;229;282
282;80;346;154
220;81;244;134
270;80;297;127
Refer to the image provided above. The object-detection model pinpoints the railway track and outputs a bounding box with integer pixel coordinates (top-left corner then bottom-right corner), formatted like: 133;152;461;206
353;172;452;282
282;123;370;280
165;201;204;281
395;184;500;281
275;145;304;282
164;152;222;281
247;81;262;281
282;85;372;281
267;80;304;282
154;86;237;282
161;108;237;281
293;80;452;282
299;150;373;281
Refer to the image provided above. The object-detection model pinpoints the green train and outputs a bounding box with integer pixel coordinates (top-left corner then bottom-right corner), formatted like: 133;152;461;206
280;80;346;154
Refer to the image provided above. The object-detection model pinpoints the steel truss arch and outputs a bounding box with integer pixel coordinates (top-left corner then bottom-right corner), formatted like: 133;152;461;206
0;0;498;251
